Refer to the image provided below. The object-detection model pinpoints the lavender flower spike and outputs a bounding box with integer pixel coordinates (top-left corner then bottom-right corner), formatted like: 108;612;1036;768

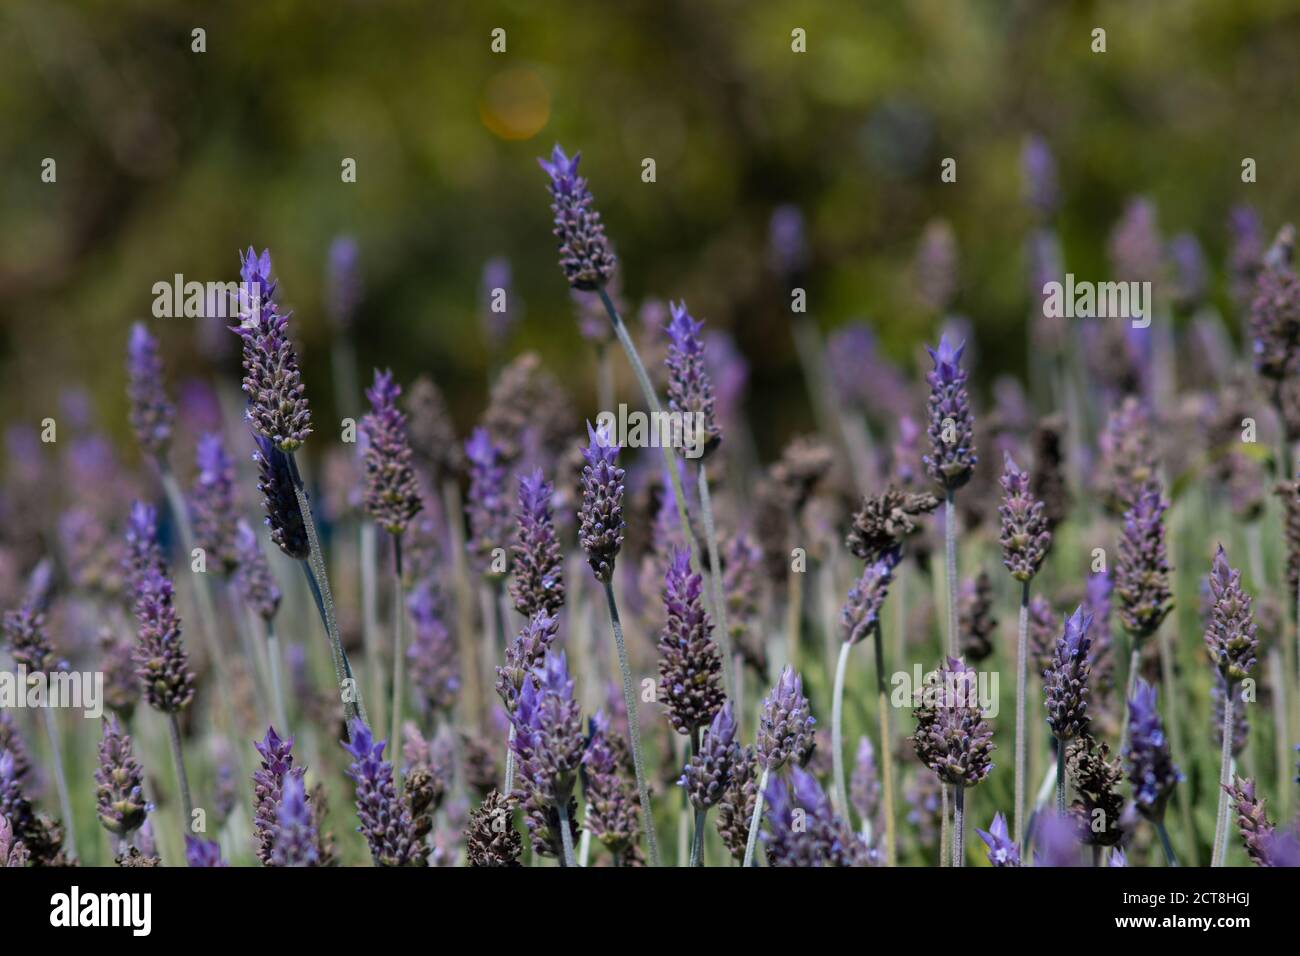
270;774;320;867
538;144;617;291
743;666;816;867
2;603;64;675
230;247;313;452
191;433;239;573
923;335;977;491
582;711;643;864
657;547;725;737
233;519;282;622
1115;481;1173;642
253;434;309;560
578;421;625;583
185;835;227;867
976;812;1020;867
95;716;148;838
252;726;303;865
1123;679;1181;826
132;564;195;714
998;453;1051;582
360;368;423;536
841;549;899;645
511;468;565;617
126;322;175;460
1044;606;1094;744
342;720;425;866
1205;545;1259;683
679;702;740;811
464;427;511;579
912;657;996;788
665;301;721;458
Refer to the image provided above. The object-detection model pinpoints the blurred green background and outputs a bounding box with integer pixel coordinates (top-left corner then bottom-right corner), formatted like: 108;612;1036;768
2;0;1299;461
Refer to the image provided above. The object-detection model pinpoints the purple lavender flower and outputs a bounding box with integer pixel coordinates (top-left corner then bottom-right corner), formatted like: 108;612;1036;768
495;611;559;710
679;702;739;811
998;453;1051;581
1124;678;1181;823
1228;205;1265;307
253;433;309;561
1205;545;1259;683
132;564;195;714
1249;225;1300;380
233;519;281;621
850;736;881;829
126;322;175;460
1085;571;1116;709
1115;481;1173;641
976;812;1020;866
252;726;304;865
270;774;320;867
1108;197;1164;285
123;500;164;595
185;835;227;867
581;711;642;862
1224;776;1273;866
538;145;616;291
95;716;148;838
768;204;808;281
914;220;959;313
757;666;816;771
841;549;899;645
190;433;239;573
361;369;423;536
664;301;721;459
657;547;725;737
464;427;510;578
342;720;424;866
231;248;313;452
923;335;977;490
510;651;585;801
510;468;565;616
577;421;625;583
407;577;459;716
1021;135;1058;219
2;603;64;675
1044;606;1093;742
325;236;362;330
1033;812;1084;867
1168;233;1208;310
762;766;869;867
912;657;995;786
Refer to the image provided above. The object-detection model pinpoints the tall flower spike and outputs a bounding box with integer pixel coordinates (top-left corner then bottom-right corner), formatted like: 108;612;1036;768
1249;225;1300;380
538;145;616;291
230;248;313;452
95;716;148;838
233;519;282;621
510;651;585;802
757;666;816;771
1114;480;1173;641
841;549;899;645
664;301;721;458
923;335;977;490
126;322;175;460
976;812;1020;867
1224;776;1273;866
132;564;195;714
342;720;424;866
578;421;625;583
252;726;304;865
657;547;725;737
1123;678;1181;823
511;469;565;616
270;774;320;867
998;453;1051;581
123;500;164;596
361;369;423;536
582;711;643;863
405;374;461;483
253;434;309;560
1205;545;1258;683
2;603;64;675
464;427;510;578
716;745;758;860
679;702;740;811
762;766;869;867
1044;606;1093;742
495;611;559;710
846;487;939;562
912;657;995;786
191;433;240;573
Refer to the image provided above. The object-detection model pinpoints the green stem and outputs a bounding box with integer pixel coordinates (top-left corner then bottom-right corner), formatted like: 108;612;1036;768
689;728;705;867
558;799;577;867
831;640;852;818
40;706;76;859
361;522;385;738
873;622;896;866
265;619;288;733
697;464;733;698
166;713;194;827
603;580;661;867
953;784;965;867
943;490;958;659
1014;580;1029;846
1211;680;1235;867
389;534;406;756
742;766;770;868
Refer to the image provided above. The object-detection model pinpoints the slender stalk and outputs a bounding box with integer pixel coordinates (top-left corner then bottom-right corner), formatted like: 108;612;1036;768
953;784;965;867
872;622;896;866
1120;644;1142;752
166;713;194;826
288;453;365;727
441;479;482;729
557;798;577;867
943;490;958;659
597;287;701;574
1155;820;1180;867
389;534;406;755
1014;580;1029;846
596;342;614;415
360;522;385;738
742;766;770;868
689;729;705;867
265;619;288;733
40;707;76;859
831;640;852;818
940;783;949;867
504;725;516;796
1157;621;1197;865
1269;647;1291;811
1211;680;1235;867
602;580;661;867
697;464;733;698
578;827;592;867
